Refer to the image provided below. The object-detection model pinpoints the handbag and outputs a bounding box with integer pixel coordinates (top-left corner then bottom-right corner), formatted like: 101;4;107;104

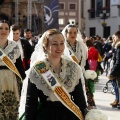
88;59;97;71
98;52;102;62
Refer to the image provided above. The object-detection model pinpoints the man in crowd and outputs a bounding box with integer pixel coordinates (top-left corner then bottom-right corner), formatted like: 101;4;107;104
11;25;33;70
109;31;120;109
24;28;38;51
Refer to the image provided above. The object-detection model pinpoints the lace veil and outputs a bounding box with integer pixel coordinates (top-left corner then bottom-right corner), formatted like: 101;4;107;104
7;26;13;41
61;24;88;71
30;29;73;67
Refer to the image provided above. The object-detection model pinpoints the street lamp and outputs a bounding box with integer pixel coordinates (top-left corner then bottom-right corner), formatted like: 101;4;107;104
100;9;109;27
99;8;110;38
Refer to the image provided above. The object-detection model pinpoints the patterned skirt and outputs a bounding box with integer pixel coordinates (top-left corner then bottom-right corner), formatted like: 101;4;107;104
0;69;22;120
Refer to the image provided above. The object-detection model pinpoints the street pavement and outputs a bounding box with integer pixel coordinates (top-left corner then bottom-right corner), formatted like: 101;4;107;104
94;72;120;120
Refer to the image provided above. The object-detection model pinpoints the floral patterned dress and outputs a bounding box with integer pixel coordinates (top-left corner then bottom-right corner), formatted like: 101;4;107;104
0;40;25;120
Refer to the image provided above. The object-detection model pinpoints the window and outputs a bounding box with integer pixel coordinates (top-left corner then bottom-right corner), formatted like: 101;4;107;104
105;0;110;13
69;3;76;10
59;18;64;25
96;0;103;17
105;0;110;8
59;3;64;10
90;27;96;36
91;0;95;9
103;26;110;38
89;12;95;19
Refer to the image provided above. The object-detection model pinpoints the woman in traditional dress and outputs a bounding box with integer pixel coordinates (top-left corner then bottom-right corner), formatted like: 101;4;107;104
86;39;99;108
62;24;95;109
24;29;88;120
86;39;98;72
0;20;26;120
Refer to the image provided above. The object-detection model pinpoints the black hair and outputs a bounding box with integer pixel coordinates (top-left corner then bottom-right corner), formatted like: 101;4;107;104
0;19;10;29
86;39;94;47
115;31;120;39
11;24;21;31
65;24;78;34
24;28;32;33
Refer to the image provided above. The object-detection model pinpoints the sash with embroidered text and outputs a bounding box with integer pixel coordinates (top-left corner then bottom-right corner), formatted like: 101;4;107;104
34;61;84;120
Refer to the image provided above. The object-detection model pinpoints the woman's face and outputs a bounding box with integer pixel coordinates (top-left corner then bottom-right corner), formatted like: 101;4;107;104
114;35;120;44
46;34;65;59
0;23;10;40
66;27;77;42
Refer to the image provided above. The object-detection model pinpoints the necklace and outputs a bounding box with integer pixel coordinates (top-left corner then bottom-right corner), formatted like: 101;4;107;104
67;40;77;52
46;58;62;74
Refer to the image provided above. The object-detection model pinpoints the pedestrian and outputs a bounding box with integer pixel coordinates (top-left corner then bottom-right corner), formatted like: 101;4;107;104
86;39;99;108
108;31;120;109
62;24;88;72
62;24;94;109
23;29;88;120
103;36;113;71
24;28;38;51
0;20;26;119
86;39;98;72
11;24;33;70
92;36;104;75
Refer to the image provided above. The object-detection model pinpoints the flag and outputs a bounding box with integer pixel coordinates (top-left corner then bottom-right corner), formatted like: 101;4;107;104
44;0;59;30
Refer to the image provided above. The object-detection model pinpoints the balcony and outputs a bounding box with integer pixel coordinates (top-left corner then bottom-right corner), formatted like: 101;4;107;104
88;9;95;18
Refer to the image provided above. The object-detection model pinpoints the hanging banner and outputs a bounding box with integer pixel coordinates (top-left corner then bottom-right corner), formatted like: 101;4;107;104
44;0;59;30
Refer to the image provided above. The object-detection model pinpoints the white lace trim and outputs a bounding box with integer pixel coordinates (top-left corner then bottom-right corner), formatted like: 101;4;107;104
0;40;20;66
29;58;82;101
66;41;87;73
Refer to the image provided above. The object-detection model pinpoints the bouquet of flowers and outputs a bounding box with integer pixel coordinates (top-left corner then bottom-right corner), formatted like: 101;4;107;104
84;70;97;80
84;70;97;94
85;109;109;120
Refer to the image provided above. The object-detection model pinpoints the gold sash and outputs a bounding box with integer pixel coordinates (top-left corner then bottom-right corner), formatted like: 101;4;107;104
34;61;84;120
71;56;79;64
67;46;79;64
0;48;22;80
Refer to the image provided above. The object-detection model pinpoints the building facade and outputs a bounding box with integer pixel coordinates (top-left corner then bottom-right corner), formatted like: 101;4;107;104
85;0;120;38
59;0;84;32
0;0;85;34
0;0;43;35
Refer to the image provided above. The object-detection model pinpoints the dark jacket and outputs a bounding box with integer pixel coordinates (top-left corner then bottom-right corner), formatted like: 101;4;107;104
20;38;33;70
25;38;38;52
25;79;87;120
110;42;120;77
31;39;38;50
15;56;26;79
103;41;112;54
94;41;103;57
